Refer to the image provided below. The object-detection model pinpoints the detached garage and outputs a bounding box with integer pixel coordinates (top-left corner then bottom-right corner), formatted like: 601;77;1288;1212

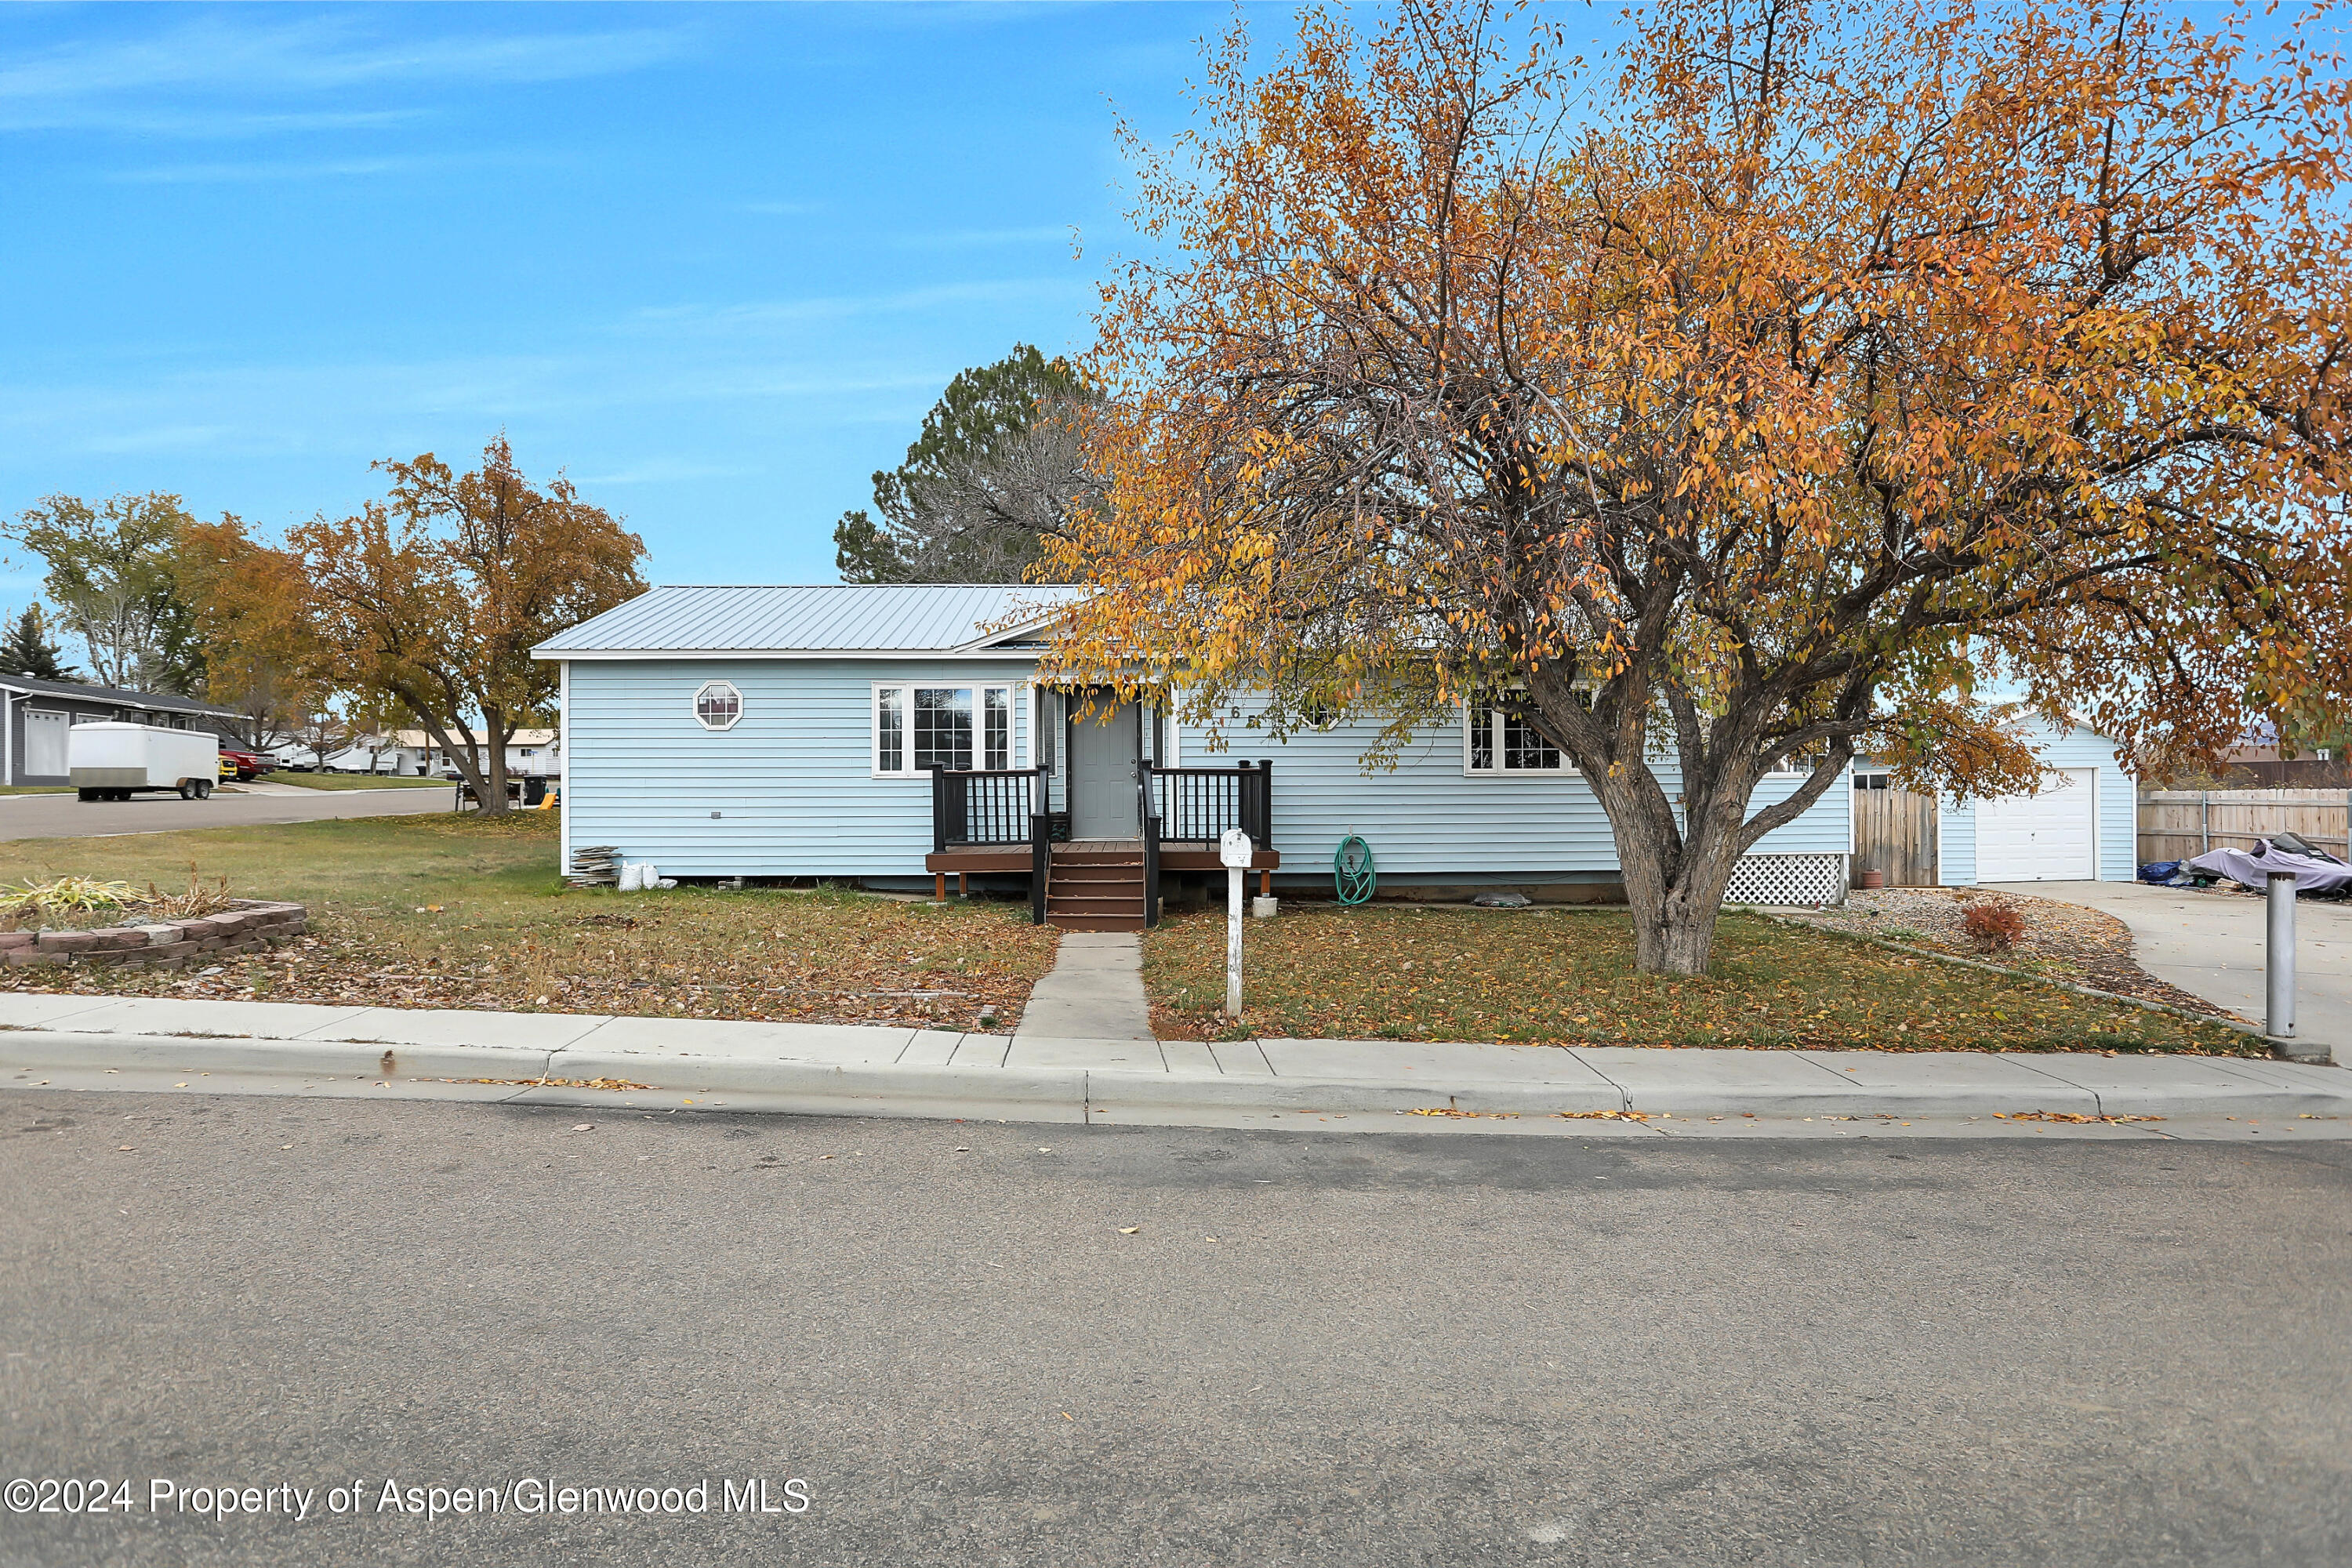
1938;723;2134;885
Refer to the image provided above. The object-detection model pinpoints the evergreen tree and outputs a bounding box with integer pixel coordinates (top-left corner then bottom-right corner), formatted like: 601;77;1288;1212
833;345;1098;583
0;605;77;681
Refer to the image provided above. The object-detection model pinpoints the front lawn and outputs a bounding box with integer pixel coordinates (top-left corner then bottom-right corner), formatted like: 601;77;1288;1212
267;771;455;789
1143;904;2256;1054
0;813;1058;1030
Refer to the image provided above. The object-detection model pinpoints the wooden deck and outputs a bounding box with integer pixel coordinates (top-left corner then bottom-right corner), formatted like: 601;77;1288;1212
925;840;1280;872
924;838;1281;905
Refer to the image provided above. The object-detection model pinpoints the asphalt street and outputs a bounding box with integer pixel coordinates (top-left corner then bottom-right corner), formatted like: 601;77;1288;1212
2;1090;2346;1567
0;787;452;842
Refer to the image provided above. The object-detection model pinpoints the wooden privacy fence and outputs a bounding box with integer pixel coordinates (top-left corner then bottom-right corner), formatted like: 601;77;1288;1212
1851;786;1940;886
2137;789;2352;864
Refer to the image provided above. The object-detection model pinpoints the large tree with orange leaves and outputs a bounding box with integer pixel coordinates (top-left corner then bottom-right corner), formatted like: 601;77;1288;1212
289;437;645;814
1043;0;2352;974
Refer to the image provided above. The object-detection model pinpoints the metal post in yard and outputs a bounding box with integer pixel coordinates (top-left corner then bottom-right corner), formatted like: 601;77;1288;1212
2266;870;2296;1042
2201;791;2210;856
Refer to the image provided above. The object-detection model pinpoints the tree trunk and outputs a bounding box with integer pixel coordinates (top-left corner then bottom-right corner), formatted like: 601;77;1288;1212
485;722;511;816
1594;769;1751;978
469;708;510;817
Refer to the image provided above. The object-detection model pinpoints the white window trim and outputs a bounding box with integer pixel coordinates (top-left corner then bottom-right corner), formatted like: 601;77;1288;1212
870;681;1016;779
1461;695;1577;776
692;680;743;731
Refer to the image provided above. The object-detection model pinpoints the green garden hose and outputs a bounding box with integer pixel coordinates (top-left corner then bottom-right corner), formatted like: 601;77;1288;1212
1334;835;1376;905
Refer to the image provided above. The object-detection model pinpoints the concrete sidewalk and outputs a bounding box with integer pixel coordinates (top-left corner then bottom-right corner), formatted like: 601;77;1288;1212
2;990;2345;1139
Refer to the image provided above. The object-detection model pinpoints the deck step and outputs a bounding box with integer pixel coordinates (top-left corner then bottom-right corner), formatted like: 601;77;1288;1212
1048;896;1145;915
1049;914;1147;931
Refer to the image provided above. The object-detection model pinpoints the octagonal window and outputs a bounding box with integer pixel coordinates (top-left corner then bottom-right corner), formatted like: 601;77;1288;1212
693;681;742;731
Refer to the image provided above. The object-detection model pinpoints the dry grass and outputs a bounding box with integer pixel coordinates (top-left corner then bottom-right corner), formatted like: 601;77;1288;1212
1142;902;2256;1054
267;771;456;790
0;811;1059;1030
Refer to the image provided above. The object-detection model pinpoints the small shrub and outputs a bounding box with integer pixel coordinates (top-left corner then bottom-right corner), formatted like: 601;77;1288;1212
141;869;237;920
2;876;141;925
1961;901;2027;953
0;866;235;929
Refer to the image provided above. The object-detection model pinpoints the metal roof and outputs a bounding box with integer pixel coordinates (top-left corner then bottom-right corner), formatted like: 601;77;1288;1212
534;584;1085;656
1;673;241;717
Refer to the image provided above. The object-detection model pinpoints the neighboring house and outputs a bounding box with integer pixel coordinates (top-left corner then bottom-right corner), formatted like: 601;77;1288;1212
323;729;560;778
1;676;243;789
1849;720;2136;887
534;584;1857;927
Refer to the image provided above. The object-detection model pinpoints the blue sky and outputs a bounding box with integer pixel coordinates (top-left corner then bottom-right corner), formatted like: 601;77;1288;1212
0;2;1236;594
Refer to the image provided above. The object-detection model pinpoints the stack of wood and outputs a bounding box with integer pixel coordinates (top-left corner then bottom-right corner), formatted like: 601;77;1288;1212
567;846;620;887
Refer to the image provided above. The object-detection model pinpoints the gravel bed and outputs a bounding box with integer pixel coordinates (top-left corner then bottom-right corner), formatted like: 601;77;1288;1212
1785;887;2233;1017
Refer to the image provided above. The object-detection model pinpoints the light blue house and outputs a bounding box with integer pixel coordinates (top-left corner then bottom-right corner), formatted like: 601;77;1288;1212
536;584;1857;927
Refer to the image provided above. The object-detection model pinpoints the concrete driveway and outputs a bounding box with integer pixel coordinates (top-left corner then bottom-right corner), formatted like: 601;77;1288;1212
1987;879;2349;1063
0;784;454;842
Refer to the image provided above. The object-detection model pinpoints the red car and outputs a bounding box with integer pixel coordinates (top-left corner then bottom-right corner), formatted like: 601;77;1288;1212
216;746;270;782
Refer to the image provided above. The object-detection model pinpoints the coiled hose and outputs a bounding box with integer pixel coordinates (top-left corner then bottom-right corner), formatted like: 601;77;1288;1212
1334;835;1376;905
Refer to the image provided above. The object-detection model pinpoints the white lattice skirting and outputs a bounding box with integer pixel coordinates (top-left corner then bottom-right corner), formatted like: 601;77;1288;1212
1723;853;1849;906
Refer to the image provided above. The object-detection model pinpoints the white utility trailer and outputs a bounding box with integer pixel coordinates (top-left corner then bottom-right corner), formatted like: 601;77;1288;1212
68;722;220;802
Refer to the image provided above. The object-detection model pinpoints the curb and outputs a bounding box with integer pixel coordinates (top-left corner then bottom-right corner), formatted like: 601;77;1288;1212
5;1029;2348;1126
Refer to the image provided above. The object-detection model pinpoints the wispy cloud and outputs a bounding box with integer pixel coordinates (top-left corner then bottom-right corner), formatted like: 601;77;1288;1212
632;278;1091;334
891;225;1081;249
577;459;764;488
108;154;459;185
0;15;697;137
80;423;241;456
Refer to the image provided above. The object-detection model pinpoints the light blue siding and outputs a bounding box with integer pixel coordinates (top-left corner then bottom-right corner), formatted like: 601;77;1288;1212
564;658;1029;877
1172;705;1850;883
561;657;1855;882
1937;722;2133;884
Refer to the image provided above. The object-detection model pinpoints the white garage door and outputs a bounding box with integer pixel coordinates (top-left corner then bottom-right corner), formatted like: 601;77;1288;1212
23;710;66;779
1976;768;2096;881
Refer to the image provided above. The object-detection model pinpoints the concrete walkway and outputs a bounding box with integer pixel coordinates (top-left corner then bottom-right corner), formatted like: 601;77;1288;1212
1013;931;1155;1041
1;990;2345;1139
1990;880;2349;1065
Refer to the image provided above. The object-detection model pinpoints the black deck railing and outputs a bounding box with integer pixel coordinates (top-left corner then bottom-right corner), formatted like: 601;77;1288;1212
1136;759;1272;928
938;760;1272;928
931;767;1046;851
1146;760;1272;846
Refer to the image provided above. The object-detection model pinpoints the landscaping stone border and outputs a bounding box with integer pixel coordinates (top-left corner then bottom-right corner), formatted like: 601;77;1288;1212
0;900;308;971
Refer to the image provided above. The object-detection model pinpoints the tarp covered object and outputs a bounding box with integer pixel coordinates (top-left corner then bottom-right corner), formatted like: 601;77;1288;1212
2185;839;2352;895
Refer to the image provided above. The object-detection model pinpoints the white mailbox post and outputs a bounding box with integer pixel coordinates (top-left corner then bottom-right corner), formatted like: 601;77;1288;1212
1220;827;1253;1018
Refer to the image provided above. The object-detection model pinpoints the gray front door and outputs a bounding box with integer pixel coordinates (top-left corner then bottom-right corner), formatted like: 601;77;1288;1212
1067;701;1139;839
